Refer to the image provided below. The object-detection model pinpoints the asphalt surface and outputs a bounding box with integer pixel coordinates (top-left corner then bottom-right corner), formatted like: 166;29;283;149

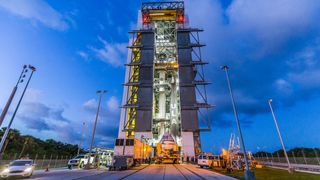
29;168;104;180
28;164;235;180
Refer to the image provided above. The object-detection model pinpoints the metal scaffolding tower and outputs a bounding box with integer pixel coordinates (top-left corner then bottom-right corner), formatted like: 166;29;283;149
116;1;212;161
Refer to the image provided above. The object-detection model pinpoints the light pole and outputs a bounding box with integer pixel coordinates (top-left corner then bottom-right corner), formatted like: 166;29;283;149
86;90;107;169
0;133;14;160
0;65;28;127
268;99;293;173
77;122;86;155
221;65;255;180
0;65;36;156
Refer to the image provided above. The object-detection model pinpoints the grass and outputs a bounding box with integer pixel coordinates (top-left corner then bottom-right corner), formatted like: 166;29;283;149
212;166;320;180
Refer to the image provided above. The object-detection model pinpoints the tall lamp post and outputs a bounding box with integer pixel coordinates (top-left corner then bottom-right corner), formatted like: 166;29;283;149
0;134;14;160
0;65;28;127
268;99;293;173
0;65;36;156
77;122;86;155
86;90;107;169
222;65;255;180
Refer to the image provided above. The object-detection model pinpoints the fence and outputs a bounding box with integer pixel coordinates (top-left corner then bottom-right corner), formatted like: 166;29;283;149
255;156;320;172
0;153;74;170
255;156;320;165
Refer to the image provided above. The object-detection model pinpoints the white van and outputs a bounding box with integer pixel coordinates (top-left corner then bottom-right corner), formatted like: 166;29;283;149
197;154;214;168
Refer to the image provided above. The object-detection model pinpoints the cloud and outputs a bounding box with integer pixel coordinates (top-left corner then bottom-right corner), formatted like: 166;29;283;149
77;51;89;61
90;37;127;67
82;96;120;147
274;79;293;94
83;98;97;112
24;88;42;102
227;0;320;33
83;96;120;116
0;0;70;31
13;100;85;145
18;102;70;131
49;108;70;123
9;89;74;143
21;102;50;118
106;96;120;112
97;135;117;147
183;0;320;128
288;69;320;89
19;116;51;131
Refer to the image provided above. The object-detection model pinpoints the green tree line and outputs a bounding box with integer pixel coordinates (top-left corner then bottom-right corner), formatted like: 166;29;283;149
0;128;83;160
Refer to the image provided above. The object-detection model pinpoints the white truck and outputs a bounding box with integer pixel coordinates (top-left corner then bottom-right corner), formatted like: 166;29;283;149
198;154;214;168
67;154;95;169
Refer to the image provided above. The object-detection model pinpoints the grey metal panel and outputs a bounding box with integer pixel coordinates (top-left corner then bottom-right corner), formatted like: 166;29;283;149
135;32;154;132
177;32;192;65
180;86;196;107
141;32;154;47
140;50;154;64
177;31;199;131
177;32;194;84
180;86;198;131
178;49;192;64
135;110;152;132
137;87;153;108
177;32;190;46
179;66;195;84
139;66;153;84
180;110;198;131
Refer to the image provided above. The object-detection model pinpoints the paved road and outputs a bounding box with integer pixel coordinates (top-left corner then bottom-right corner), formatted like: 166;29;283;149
30;168;104;180
120;164;235;180
29;164;235;180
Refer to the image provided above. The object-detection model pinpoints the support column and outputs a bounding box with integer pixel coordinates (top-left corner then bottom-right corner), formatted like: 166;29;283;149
181;132;195;161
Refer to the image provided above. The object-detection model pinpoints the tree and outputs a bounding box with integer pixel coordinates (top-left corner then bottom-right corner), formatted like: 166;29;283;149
0;128;83;160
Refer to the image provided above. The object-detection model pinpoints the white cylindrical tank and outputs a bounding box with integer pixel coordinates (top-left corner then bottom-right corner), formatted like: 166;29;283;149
158;71;166;119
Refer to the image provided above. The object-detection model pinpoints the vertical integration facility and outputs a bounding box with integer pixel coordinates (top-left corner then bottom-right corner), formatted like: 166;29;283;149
116;1;211;161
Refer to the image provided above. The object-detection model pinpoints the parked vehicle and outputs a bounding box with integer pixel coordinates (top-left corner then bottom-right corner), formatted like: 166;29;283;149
155;133;180;164
67;154;94;169
93;148;113;167
198;154;214;168
112;155;134;170
211;155;225;167
113;138;151;170
0;159;35;178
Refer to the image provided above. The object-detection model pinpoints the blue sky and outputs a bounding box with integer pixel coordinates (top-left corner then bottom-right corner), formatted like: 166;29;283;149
0;0;319;153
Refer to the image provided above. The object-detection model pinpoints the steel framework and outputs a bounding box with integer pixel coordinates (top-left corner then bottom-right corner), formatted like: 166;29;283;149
178;28;212;132
118;1;212;160
190;30;212;132
142;1;184;11
142;1;184;26
154;21;177;63
122;33;142;138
